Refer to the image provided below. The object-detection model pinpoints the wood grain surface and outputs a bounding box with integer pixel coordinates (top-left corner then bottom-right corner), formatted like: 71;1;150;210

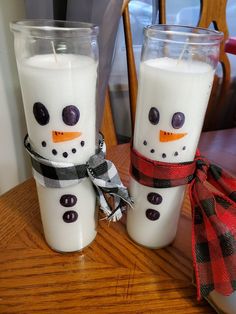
2;128;235;313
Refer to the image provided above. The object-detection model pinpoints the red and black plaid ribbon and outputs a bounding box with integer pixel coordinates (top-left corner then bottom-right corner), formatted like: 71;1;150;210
131;147;236;300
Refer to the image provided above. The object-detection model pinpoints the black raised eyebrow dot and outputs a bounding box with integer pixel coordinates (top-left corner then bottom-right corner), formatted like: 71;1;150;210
33;102;50;125
171;112;185;129
62;105;80;126
148;107;160;125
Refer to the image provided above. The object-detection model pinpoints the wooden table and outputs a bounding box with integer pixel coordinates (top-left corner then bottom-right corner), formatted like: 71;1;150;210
1;128;235;313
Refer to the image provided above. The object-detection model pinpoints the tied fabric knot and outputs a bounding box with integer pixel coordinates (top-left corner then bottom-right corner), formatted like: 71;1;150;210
24;133;133;222
130;146;236;300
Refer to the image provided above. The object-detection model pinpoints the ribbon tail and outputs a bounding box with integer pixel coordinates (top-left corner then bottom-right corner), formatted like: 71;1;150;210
189;180;202;300
90;180;133;221
107;195;123;222
190;175;236;300
107;192;134;222
87;155;133;221
94;185;113;218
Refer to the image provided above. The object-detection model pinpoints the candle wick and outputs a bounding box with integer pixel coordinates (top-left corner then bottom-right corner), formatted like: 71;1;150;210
177;38;189;64
51;41;58;63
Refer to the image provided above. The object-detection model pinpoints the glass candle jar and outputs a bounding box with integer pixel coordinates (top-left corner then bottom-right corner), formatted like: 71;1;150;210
11;20;99;252
128;25;223;249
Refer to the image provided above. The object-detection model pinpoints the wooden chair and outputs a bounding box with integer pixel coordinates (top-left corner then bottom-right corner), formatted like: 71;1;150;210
101;0;137;147
101;0;235;147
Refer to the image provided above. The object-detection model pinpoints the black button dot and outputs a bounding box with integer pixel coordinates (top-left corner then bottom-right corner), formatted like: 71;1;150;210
174;151;178;156
63;152;68;158
81;141;85;147
143;140;147;146
72;148;76;154
162;153;166;158
60;194;77;207
41;141;47;147
52;149;57;155
150;149;155;153
147;192;162;205
182;146;186;150
63;210;78;223
146;209;160;221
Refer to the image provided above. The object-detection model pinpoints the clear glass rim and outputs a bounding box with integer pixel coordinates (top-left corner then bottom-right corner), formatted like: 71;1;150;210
144;24;224;45
10;19;99;38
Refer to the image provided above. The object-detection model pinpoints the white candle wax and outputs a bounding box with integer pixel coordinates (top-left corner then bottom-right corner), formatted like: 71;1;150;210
18;54;97;163
17;54;98;252
127;57;214;248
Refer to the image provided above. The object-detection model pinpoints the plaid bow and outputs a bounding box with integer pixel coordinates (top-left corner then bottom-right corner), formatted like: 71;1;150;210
131;147;236;300
24;134;133;221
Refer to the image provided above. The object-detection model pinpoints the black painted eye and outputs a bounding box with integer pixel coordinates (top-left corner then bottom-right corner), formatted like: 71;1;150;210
148;107;160;125
33;102;50;125
172;112;185;129
62;105;80;126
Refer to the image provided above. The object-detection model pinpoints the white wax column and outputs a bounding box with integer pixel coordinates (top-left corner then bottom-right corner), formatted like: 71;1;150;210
17;54;98;252
127;57;214;248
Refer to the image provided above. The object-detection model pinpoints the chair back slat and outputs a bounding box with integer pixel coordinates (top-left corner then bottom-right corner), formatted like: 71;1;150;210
158;0;166;24
101;1;136;146
123;5;138;132
101;89;118;146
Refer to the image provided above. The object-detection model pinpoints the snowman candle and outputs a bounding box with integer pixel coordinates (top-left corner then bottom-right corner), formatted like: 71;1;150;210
127;25;223;248
11;20;99;252
128;25;236;314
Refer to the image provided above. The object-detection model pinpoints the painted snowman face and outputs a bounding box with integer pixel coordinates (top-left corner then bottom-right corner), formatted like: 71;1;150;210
133;58;214;163
32;101;85;160
19;54;97;164
139;104;192;163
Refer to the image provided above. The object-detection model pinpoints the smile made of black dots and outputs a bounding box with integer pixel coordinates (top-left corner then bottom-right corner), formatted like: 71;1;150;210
143;140;186;159
41;140;85;158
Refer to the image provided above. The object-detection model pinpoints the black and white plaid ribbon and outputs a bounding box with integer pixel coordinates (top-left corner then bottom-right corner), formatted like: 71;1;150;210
24;134;133;221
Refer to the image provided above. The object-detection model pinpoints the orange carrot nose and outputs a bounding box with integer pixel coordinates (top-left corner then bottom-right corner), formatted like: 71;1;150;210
52;131;82;143
160;130;187;142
